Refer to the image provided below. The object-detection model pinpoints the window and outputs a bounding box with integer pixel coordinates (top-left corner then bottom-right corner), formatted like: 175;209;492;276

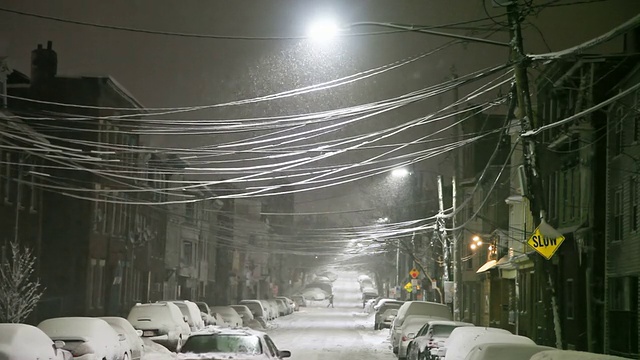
609;276;638;355
614;106;624;156
565;279;575;319
614;187;623;241
264;336;279;357
185;202;195;221
631;177;638;232
90;259;105;309
182;241;194;266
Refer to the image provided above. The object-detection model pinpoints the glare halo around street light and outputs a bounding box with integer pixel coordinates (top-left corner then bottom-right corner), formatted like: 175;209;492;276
306;19;340;40
391;168;410;178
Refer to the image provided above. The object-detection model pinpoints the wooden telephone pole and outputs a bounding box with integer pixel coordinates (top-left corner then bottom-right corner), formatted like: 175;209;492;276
505;0;562;348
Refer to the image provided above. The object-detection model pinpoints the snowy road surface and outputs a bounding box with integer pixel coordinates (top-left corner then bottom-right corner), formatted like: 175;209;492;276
143;271;394;359
268;272;395;360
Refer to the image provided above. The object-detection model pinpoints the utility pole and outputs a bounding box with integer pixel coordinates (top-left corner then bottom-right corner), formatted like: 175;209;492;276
451;67;462;322
436;175;449;291
505;0;561;349
452;176;461;321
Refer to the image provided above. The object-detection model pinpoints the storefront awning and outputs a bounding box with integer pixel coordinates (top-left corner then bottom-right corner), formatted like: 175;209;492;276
476;259;497;274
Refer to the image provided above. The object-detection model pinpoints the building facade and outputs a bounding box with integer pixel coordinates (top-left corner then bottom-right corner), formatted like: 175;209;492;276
605;63;640;357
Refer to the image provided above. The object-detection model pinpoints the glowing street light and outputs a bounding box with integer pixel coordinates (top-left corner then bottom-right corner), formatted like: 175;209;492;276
306;19;340;41
391;168;410;178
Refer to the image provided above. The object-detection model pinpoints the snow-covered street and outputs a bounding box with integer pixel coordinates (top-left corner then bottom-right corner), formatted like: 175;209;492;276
268;272;395;360
140;271;394;359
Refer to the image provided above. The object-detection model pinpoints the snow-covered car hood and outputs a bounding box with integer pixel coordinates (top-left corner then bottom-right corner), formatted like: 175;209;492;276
178;352;269;359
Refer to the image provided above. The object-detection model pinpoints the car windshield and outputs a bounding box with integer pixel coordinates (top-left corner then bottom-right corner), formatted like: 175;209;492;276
181;334;262;354
432;324;459;337
195;303;208;313
243;303;262;314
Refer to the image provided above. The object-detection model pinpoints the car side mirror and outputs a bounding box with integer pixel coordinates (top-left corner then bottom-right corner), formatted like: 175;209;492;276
183;316;189;323
53;340;66;349
278;350;292;358
136;330;143;337
118;333;127;341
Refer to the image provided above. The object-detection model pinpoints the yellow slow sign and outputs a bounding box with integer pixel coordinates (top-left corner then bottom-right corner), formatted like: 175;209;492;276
527;226;565;260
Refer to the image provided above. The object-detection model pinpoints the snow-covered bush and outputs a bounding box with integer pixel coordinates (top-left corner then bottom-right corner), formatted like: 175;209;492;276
0;242;44;323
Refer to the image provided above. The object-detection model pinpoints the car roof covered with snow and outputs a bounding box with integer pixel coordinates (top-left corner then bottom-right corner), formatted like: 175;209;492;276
396;301;452;324
463;343;554;360
128;302;184;324
211;306;241;317
38;316;119;342
444;331;534;360
530;350;634;360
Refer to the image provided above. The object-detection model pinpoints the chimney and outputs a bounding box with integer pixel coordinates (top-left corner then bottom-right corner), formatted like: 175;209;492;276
30;40;57;87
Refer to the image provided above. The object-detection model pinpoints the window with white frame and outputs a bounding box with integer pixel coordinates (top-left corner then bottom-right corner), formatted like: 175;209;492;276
614;187;623;241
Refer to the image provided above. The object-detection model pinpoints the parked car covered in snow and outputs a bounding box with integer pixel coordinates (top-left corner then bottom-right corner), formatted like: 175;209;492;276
193;301;215;325
438;327;533;360
378;308;398;330
391;301;452;354
178;327;291;359
463;343;554;360
301;287;328;301
276;296;297;312
405;320;473;360
231;305;265;330
99;316;145;360
291;295;307;308
374;300;404;329
159;300;205;332
259;300;276;320
38;317;126;360
274;298;289;316
0;323;72;360
529;350;633;360
127;302;191;352
210;306;244;327
239;300;269;321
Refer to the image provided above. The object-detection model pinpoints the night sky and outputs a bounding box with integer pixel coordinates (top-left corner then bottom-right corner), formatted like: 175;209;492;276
1;0;638;218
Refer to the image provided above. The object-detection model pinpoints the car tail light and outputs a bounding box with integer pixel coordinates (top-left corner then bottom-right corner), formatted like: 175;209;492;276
401;335;408;342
